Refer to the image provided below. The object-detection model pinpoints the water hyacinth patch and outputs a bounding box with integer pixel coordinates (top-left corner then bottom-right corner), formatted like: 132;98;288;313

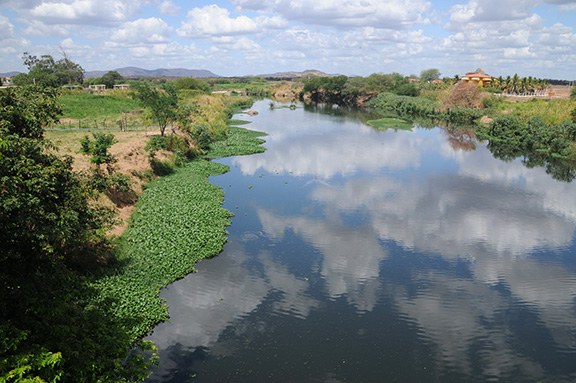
94;126;266;341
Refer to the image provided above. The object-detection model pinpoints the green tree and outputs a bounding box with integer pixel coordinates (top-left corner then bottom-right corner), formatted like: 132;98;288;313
420;68;441;82
100;70;124;89
171;77;210;92
0;86;105;266
1;85;155;382
80;132;117;175
302;75;348;103
130;82;179;136
0;85;61;139
13;52;85;88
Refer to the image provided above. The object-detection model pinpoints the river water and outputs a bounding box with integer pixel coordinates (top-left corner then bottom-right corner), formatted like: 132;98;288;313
146;100;576;382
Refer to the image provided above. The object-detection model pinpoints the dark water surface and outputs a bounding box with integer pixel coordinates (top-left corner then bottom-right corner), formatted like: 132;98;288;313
146;100;576;382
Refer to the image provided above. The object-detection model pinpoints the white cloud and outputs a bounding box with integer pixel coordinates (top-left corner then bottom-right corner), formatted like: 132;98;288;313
111;17;172;44
539;23;576;47
215;36;261;50
159;0;179;16
543;0;576;7
233;0;431;29
177;4;285;37
25;23;71;38
0;14;14;39
1;0;576;77
449;0;538;24
28;0;142;25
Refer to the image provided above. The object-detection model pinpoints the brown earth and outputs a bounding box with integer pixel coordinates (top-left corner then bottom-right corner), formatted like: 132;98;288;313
549;85;572;99
46;128;166;236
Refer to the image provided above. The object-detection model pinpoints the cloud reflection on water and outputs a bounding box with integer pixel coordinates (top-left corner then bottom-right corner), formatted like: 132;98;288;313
148;103;576;382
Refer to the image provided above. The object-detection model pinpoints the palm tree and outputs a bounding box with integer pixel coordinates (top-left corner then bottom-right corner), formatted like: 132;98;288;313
509;74;520;95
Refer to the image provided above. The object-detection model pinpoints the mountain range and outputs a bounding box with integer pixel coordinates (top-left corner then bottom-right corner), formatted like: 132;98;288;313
1;67;332;80
84;67;219;79
257;69;331;79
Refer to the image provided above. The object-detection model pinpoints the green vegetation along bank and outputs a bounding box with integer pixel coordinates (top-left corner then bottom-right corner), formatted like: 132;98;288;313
95;126;267;341
1;79;266;382
366;91;576;182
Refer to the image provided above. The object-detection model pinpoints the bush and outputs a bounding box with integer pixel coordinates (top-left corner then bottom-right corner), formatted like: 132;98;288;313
482;94;502;110
441;107;483;126
443;82;485;109
395;83;420;97
145;135;198;160
368;92;437;119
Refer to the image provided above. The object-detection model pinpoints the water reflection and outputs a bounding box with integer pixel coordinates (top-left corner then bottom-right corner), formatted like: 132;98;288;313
258;209;385;313
147;100;576;382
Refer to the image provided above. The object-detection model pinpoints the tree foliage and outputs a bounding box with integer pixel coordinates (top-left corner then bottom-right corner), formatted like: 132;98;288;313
130;82;178;136
171;77;210;93
420;68;441;82
0;86;61;139
302;75;348;103
100;71;124;89
80;133;117;174
478;115;576;181
490;74;549;96
0;85;155;382
301;73;419;105
13;52;85;88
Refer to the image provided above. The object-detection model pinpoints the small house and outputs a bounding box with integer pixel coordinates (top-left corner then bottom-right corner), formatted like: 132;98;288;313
113;84;130;90
1;77;13;86
88;84;106;93
460;69;492;87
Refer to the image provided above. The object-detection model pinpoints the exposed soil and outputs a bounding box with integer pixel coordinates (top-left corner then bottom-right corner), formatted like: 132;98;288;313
46;128;166;236
549;85;572;99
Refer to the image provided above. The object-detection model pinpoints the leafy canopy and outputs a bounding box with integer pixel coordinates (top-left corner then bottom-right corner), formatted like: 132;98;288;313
13;52;85;88
1;83;155;383
130;82;179;136
420;68;441;82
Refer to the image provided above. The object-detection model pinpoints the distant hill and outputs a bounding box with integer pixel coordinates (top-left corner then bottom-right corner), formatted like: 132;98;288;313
2;68;332;81
258;69;332;79
85;67;219;79
0;71;21;78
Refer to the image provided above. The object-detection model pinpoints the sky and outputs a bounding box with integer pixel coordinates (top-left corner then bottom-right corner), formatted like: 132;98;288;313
1;0;576;79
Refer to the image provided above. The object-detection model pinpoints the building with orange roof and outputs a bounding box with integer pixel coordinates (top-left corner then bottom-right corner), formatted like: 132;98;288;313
460;69;492;87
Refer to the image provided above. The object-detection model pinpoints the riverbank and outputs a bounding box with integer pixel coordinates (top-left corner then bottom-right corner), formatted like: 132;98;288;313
94;125;267;343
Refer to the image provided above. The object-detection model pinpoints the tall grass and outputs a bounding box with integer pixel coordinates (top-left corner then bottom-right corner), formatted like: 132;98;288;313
494;98;576;126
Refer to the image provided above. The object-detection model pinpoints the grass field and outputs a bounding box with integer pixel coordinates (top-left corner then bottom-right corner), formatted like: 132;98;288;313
57;90;146;129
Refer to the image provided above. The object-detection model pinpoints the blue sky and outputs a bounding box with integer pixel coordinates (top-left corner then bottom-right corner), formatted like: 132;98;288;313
1;0;575;79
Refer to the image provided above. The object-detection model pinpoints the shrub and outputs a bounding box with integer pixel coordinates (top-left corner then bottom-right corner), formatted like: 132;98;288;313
441;107;483;126
145;135;198;160
442;82;485;109
368;92;437;119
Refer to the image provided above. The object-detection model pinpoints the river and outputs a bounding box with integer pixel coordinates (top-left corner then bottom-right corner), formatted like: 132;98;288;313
146;100;576;382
